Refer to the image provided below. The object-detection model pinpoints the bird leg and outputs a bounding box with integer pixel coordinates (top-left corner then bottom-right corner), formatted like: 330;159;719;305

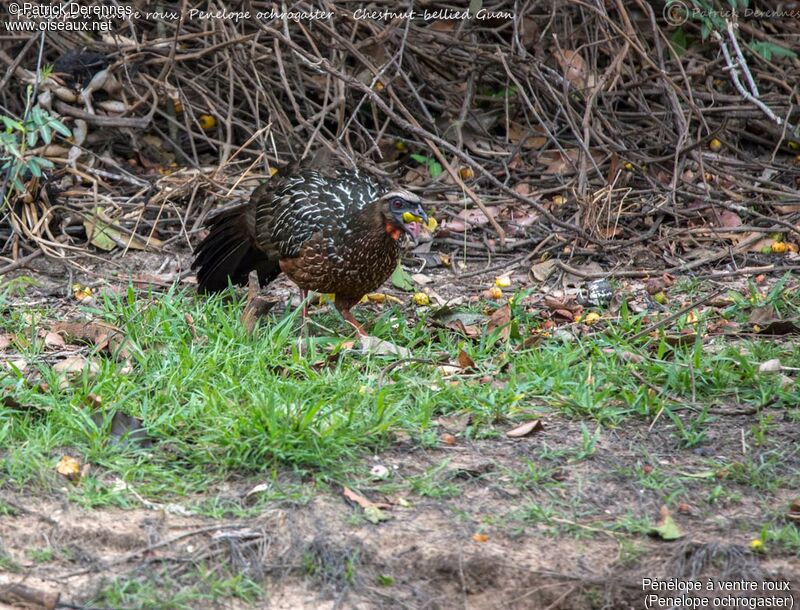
301;289;309;320
338;304;368;337
297;289;310;355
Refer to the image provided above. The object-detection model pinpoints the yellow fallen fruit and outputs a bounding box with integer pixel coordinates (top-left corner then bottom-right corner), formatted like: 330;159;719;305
553;195;567;205
786;243;798;253
198;114;216;130
56;455;81;482
495;276;512;288
750;539;764;552
709;138;722;152
487;286;503;300
72;284;93;301
362;293;402;304
402;213;437;233
624;162;634;171
771;241;787;254
459;167;474;180
412;292;430;306
584;312;601;325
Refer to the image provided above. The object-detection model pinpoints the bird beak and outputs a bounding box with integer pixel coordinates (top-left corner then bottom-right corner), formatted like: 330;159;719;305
401;206;429;237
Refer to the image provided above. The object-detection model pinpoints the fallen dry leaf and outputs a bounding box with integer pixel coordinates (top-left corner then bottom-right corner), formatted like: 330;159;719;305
719;210;742;228
437;364;462;377
84;393;102;409
787;499;800;523
359;336;412;358
432;308;486;337
506;420;544;438
457;349;476;370
343;487;392;510
544;296;583;315
487;304;512;341
441;433;457;446
343;487;392;524
455;206;499;229
554;49;589;88
84;206;163;252
562;261;604;287
507;123;546;149
52;321;129;359
530;259;556;283
184;313;198;340
748;304;776;327
0;334;11;350
513;182;533;196
4;358;27;372
645;274;676;295
53;355;99;377
43;331;66;349
434;412;473;433
130;272;178;288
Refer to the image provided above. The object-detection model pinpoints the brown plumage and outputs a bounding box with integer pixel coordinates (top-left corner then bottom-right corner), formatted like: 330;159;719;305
192;164;427;334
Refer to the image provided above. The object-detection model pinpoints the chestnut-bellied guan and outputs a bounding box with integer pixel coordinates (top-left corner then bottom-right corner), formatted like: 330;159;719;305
192;165;427;334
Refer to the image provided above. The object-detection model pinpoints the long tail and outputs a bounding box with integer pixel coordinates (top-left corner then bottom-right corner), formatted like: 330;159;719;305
192;206;279;293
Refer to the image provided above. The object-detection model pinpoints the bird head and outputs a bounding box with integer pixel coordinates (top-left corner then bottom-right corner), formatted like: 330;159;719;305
381;191;428;241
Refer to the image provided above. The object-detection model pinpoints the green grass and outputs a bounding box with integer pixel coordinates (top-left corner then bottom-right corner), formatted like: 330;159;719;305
91;568;263;610
1;280;799;513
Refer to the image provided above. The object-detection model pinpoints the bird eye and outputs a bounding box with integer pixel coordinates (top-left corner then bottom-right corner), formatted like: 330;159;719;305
391;198;404;210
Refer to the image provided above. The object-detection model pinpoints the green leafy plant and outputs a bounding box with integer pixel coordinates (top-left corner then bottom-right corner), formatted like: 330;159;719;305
409;153;442;178
1;85;71;206
748;41;798;62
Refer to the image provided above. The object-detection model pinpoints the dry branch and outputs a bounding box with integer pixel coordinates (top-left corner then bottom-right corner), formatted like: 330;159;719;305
0;1;798;278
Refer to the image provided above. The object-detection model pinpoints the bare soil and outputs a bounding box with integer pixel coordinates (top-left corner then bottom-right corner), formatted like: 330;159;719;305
2;422;798;609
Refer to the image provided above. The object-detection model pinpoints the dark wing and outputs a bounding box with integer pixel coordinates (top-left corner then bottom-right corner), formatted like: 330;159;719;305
191;203;280;293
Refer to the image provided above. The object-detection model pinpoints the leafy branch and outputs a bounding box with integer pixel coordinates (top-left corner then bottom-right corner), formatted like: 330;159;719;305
1;82;71;209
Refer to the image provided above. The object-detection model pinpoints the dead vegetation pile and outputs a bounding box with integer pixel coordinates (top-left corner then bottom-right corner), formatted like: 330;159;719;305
1;1;799;278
